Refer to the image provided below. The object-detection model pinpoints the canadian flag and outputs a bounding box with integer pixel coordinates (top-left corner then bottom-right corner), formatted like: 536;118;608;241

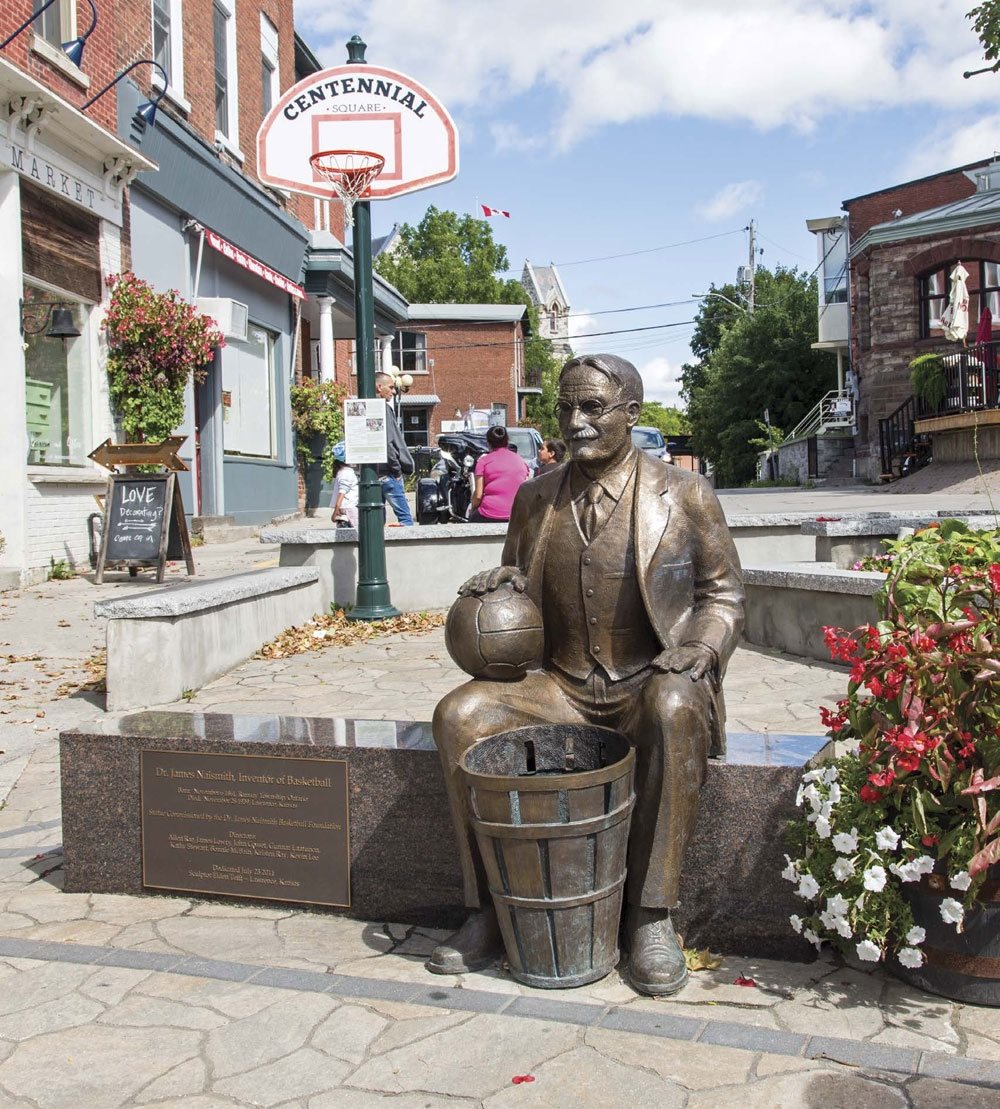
481;203;510;218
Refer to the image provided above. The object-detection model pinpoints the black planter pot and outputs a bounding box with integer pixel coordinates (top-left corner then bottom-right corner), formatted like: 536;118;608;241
892;870;1000;1007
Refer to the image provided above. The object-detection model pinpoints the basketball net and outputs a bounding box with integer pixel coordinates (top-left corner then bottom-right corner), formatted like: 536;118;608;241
309;150;385;232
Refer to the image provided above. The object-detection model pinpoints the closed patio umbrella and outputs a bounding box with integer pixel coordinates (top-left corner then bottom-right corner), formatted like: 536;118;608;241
940;261;970;342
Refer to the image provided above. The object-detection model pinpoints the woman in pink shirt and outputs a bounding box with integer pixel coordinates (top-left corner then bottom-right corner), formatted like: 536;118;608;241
470;426;530;522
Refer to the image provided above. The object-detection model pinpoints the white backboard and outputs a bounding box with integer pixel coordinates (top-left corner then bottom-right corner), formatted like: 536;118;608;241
257;64;458;200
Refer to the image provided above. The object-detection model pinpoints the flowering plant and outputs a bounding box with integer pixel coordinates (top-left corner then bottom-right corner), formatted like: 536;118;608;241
785;520;1000;970
290;378;347;484
104;272;224;442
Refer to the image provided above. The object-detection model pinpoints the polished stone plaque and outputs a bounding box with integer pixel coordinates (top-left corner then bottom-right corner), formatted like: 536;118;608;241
141;750;349;906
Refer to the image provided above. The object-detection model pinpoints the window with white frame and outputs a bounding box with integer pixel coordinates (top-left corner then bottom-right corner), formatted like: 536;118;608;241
152;0;184;97
213;0;238;145
260;12;279;116
31;0;71;47
392;330;428;375
22;281;92;467
222;324;277;458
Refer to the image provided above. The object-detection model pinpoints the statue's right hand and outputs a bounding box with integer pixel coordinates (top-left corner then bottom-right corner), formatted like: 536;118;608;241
457;566;528;597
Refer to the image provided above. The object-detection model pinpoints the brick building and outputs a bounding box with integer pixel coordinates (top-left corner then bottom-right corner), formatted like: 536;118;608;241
843;157;1000;479
2;0;157;583
388;304;533;448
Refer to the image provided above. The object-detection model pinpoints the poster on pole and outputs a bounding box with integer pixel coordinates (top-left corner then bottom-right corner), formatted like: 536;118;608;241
343;398;389;465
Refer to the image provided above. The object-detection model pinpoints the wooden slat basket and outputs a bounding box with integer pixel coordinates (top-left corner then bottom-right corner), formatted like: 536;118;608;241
461;724;635;988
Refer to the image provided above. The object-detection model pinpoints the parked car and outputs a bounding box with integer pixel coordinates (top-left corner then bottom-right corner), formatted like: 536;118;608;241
631;425;672;463
504;426;544;474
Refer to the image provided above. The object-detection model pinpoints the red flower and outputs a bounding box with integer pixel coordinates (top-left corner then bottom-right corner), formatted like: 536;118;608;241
895;754;920;773
869;768;896;789
989;564;1000;591
860;784;885;804
921;834;939;847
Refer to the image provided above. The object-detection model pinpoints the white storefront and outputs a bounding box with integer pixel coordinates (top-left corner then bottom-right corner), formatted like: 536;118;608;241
0;58;154;585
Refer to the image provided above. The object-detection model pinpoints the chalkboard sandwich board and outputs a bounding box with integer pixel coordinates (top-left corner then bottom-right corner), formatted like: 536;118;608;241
95;472;194;583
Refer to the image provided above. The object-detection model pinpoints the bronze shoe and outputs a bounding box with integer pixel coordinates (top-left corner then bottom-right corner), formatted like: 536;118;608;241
426;907;503;975
627;907;688;996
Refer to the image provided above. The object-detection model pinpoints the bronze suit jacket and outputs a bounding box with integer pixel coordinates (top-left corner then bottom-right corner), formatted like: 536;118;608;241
501;451;745;755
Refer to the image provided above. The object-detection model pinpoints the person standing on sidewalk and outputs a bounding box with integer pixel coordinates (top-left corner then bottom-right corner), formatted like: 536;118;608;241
374;372;415;525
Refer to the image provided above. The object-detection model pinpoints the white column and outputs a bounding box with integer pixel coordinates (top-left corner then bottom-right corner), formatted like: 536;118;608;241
0;170;28;573
318;297;335;383
380;335;393;374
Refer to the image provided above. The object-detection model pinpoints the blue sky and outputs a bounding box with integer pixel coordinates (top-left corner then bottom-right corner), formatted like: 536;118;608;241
294;0;1000;408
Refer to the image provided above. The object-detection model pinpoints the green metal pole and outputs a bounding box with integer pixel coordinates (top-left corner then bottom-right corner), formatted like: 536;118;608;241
343;35;398;620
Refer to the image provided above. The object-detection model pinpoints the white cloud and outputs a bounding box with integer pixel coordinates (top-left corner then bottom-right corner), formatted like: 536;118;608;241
638;356;685;409
697;180;764;222
900;115;1000;180
568;310;598;339
294;1;998;152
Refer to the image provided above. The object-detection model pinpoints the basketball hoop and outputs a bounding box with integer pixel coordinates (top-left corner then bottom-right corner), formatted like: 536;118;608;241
309;150;385;230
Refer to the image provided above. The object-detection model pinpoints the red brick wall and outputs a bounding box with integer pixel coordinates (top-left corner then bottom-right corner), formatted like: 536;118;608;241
844;165;984;241
2;0;120;131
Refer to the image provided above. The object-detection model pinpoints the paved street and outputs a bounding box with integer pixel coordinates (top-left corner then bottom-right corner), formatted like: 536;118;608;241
1;486;999;1105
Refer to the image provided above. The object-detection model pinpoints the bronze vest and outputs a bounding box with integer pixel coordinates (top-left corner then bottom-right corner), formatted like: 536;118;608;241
543;472;660;680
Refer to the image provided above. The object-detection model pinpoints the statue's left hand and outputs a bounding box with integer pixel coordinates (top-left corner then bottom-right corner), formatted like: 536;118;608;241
652;644;715;681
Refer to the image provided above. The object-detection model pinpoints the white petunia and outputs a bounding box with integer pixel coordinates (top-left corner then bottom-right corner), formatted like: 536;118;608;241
856;939;882;962
875;826;900;851
913;855;936;877
832;828;859;854
940;898;965;927
832;857;856;881
803;928;823;950
797;874;820;900
834;916;853;939
801;769;823;784
890;859;923;883
950;871;972;891
863;865;888;893
781;856;799;883
897;947;924;969
800;783;821;809
789;914;803;933
826;894;850;917
905;926;926;945
822;766;839;785
828;782;842;805
814;815;832;840
819;909;840;931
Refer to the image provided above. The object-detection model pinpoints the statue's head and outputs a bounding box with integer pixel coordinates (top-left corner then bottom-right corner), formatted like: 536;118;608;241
556;354;642;467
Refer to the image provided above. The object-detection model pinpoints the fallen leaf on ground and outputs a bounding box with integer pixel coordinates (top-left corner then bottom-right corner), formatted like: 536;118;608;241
57;620;71;627
685;948;724;972
255;609;445;660
511;1076;535;1085
733;975;758;987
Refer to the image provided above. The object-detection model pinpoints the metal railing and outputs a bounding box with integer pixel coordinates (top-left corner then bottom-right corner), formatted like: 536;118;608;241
784;391;855;442
876;339;1000;476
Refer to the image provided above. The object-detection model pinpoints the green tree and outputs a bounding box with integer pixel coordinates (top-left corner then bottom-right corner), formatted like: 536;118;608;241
968;2;1000;69
375;206;562;433
638;402;690;436
682;268;836;486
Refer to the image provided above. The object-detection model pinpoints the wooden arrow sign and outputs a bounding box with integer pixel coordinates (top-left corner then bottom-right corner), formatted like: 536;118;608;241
88;436;189;472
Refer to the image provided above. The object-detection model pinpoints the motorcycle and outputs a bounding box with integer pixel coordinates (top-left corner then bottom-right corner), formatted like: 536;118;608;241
416;431;489;524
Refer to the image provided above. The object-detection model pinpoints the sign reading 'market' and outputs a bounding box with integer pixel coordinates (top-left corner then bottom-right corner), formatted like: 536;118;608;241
256;64;458;201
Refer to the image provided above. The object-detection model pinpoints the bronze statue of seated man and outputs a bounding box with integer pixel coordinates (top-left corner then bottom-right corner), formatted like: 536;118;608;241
428;353;745;995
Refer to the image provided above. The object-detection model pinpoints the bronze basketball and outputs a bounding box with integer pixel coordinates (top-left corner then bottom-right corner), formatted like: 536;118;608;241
445;584;544;680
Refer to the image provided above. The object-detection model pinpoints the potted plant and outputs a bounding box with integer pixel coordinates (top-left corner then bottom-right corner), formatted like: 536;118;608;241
290;378;347;511
784;520;1000;1005
909;353;948;412
104;272;224;443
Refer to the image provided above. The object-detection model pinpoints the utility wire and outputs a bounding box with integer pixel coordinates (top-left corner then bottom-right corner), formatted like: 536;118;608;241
554;229;744;268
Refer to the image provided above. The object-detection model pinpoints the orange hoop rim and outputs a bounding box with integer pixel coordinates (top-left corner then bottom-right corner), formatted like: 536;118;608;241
309;149;385;191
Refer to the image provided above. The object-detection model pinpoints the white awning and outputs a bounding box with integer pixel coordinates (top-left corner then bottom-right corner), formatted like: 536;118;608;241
399;394;439;405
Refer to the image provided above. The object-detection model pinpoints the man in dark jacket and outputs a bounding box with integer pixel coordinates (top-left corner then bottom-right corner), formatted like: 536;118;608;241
374;372;415;525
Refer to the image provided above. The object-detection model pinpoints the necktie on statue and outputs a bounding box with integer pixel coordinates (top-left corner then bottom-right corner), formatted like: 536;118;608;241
582;482;604;542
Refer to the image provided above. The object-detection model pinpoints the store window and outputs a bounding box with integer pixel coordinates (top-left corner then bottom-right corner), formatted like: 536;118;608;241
222;324;277;458
22;283;91;467
31;0;71;46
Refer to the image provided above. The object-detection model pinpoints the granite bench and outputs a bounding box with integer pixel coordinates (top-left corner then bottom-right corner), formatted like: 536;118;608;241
95;568;321;711
742;563;884;661
60;711;828;960
801;512;999;569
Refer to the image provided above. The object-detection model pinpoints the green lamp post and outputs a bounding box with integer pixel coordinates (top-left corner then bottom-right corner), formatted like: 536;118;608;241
344;34;400;621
